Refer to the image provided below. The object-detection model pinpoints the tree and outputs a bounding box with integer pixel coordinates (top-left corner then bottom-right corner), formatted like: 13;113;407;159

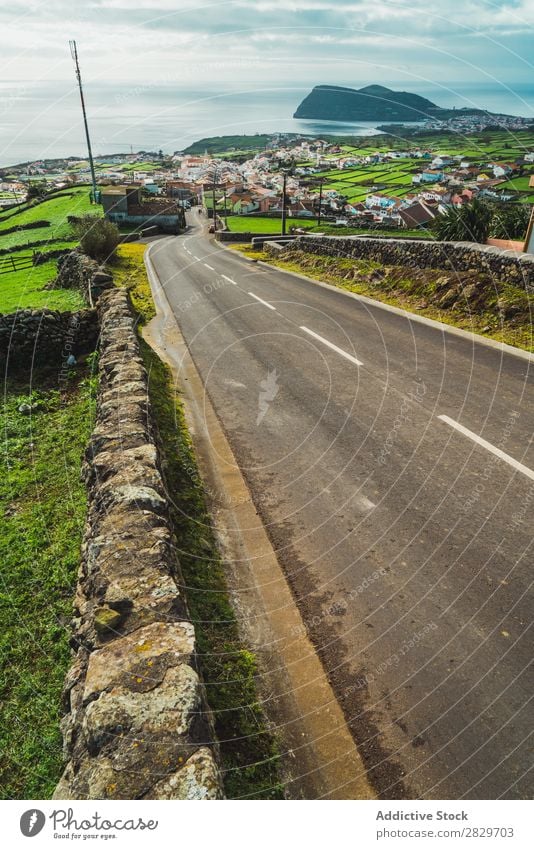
74;214;120;261
434;198;493;243
26;181;48;201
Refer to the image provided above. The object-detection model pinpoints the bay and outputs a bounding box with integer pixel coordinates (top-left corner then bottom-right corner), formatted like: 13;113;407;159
1;81;533;167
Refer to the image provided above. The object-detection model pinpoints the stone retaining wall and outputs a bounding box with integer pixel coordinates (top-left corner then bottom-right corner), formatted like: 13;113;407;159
214;230;258;242
295;235;534;289
0;308;98;371
54;288;223;800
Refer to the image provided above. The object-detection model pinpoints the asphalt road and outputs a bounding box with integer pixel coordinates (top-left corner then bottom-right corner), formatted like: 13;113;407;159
148;214;533;800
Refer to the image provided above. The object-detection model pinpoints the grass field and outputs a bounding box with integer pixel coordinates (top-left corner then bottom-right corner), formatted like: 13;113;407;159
0;188;98;250
0;367;96;798
497;176;533;192
0;239;84;313
0;254;85;314
225;215;315;233
307;160;420;204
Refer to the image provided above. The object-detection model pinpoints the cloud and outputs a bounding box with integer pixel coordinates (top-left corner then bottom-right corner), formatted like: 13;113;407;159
0;0;533;88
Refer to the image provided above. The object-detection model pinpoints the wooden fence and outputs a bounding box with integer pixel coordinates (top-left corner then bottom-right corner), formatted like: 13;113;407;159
0;254;33;275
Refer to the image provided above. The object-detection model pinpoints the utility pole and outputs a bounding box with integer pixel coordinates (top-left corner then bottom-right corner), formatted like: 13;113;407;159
281;172;287;236
317;177;324;227
69;40;98;203
212;164;218;232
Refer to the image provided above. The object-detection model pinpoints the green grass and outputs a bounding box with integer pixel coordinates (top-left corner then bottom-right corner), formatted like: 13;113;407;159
0;188;98;250
117;162;162;173
111;243;155;320
308;224;434;238
496;176;533;192
226;216;315;233
0;367;97;798
0;250;84;314
184;134;280;155
116;247;283;799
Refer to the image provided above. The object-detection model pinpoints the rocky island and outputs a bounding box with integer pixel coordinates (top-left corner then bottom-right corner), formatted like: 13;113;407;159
293;84;513;123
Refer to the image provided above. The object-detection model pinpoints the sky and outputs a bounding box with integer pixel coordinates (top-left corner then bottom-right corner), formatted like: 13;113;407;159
1;0;534;95
1;1;534;164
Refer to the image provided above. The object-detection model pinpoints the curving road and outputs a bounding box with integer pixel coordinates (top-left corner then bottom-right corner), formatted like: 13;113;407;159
147;213;533;800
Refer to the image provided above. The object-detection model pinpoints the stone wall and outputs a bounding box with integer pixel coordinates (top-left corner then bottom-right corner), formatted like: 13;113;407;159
54;288;223;800
0;308;98;371
295;235;534;290
215;230;281;243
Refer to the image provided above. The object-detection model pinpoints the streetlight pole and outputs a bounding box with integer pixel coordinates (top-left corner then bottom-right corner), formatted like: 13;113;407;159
281;172;287;236
69;40;98;204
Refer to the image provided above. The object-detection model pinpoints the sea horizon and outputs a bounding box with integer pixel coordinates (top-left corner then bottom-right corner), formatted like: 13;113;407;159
1;80;533;168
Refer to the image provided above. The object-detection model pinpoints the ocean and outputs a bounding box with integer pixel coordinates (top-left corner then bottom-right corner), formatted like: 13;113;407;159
1;81;533;168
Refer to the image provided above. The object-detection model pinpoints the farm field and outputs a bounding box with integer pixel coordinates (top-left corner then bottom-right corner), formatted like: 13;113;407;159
497;176;533;192
0;190;94;311
302;128;534;206
306;160;420;203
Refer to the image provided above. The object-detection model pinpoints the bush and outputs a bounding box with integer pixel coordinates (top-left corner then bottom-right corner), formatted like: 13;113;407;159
490;204;532;240
74;214;120;261
434;198;492;243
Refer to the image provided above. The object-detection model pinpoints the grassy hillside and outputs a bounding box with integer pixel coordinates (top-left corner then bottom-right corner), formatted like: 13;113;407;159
0;188;101;312
0;188;97;250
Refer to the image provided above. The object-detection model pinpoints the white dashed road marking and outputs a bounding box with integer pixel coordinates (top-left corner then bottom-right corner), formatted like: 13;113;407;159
300;326;363;366
222;275;237;285
248;292;276;311
438;414;534;481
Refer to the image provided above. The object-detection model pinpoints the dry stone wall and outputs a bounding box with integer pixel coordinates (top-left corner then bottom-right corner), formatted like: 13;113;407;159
0;308;98;371
295;235;534;290
54;288;224;800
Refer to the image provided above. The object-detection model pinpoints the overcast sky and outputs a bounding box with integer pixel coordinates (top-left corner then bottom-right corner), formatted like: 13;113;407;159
2;0;534;99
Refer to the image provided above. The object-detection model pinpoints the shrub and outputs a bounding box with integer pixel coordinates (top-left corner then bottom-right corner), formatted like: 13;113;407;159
490;203;532;240
74;214;120;261
434;198;492;243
